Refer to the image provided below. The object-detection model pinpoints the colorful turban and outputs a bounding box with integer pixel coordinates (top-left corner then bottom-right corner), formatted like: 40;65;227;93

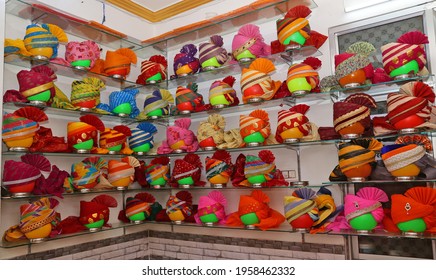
171;154;203;186
197;114;225;147
103;48;137;77
123;193;156;220
276;5;311;46
108;157;140;186
138;89;174;119
381;31;428;76
194;191;227;225
284;188;319;225
173;44;200;76
205;150;233;183
209;76;239;106
67;115;105;150
276;104;311;143
65;40;101;68
67;157;107;191
390;187;436;232
381;144;425;173
334;42;375;80
70;77;105;108
240;58;281;102
344;187;388;225
145;157;170;185
157;118;199;154
23;23;68;59
199;35;229;66
17;66;56;102
99;125;131;151
175;83;208;113
79;195;118;226
4;38;32;57
232;24;270;60
333;93;376;133
136;55;167;85
3;154;51;194
96;88;140;118
244;150;276;181
337;138;382;174
2;106;47;148
286;57;321;92
19;198;60;235
226;190;285;231
129;123;157;150
313;187;337;227
217;128;245;149
165;191;193;221
239;109;271;141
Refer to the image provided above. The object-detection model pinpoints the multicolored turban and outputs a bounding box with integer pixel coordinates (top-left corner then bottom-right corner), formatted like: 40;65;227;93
173;44;200;76
239;109;271;141
175;82;209;113
122;193;156;221
240;58;281;103
67;115;105;150
96;88;140;118
338;138;382;173
136;55;167;85
381;144;425;174
165;191;193;221
275;104;311;142
205;150;233;183
66;157;107;191
208;76;239;106
145;157;170;185
99;125;132;153
138;89;174;120
284;188;319;225
276;5;311;46
232;24;270;60
65;40;101;68
194;191;228;225
23;23;68;59
226;190;285;231
286;57;321;92
199;35;229;66
70;77;105;108
334;42;375;80
107;157;140;187
244;150;276;182
381;31;428;76
157;118;199;154
128;123;157;151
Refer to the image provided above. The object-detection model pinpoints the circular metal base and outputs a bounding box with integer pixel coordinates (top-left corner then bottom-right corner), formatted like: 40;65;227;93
293;228;309;233
29;100;46;106
74;149;91;154
116;186;127;191
202;66;218;71
251;183;262;188
135;151;145;156
149;115;160;120
179;184;192;189
395;176;415;182
177;73;190;77
117;113;128;117
130;220;144;224
355;230;373;234
179;110;191;115
238;57;254;63
343;83;361;89
79;107;92;112
88;227;101;232
202;146;216;151
173;149;184;153
402;231;423;237
10;192;31;198
398;128;420;134
341;133;361;140
284;138;300;144
394;73;415;80
8;147;29;152
32;55;49;61
30;238;47;244
73;65;88;71
204;222;215;227
211;183;226;188
80;188;91;193
290;181;309;187
348;177;366;182
212;104;228;109
285;44;301;51
245;225;256;230
111;74;124;80
152;185;165;189
146;80;159;84
292;90;309;97
246;97;263;104
108;150;119;155
172;220;183;225
247;142;261;147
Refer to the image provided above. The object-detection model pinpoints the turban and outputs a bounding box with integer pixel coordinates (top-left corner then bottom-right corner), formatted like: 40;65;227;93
338;138;382;173
99;125;131;150
128;122;157;150
138;89;174;119
96;88;140;118
17;66;56;102
23;23;67;59
333;93;376;133
70;77;105;108
197;114;225;147
171;154;203;186
107;156;140;186
381;31;428;76
124;193;156;220
286;57;321;92
205;150;233;182
65;40;101;68
232;24;270;59
67;115;105;150
381;144;425;173
175;83;207;113
173;44;200;75
275;104;311;142
136;55;167;85
313;187;337;227
344;187;388;224
239;109;271;140
334;42;375;80
209;76;239;106
244;150;276;181
79;195;118;226
284;188;318;224
276;5;311;46
157;118;199;154
240;58;281;102
19;198;59;235
145;157;170;185
199;35;229;66
195;191;227;225
68;157;107;191
165;191;193;220
103;48;137;77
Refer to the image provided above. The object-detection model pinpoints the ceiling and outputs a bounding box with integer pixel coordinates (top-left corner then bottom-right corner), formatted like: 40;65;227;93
106;0;213;23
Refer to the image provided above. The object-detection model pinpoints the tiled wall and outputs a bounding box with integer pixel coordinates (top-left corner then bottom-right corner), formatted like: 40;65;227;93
7;230;345;260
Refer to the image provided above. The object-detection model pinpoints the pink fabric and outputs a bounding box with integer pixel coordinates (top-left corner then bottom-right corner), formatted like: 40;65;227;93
232;24;270;57
157;119;199;154
344;195;384;223
65;41;101;68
